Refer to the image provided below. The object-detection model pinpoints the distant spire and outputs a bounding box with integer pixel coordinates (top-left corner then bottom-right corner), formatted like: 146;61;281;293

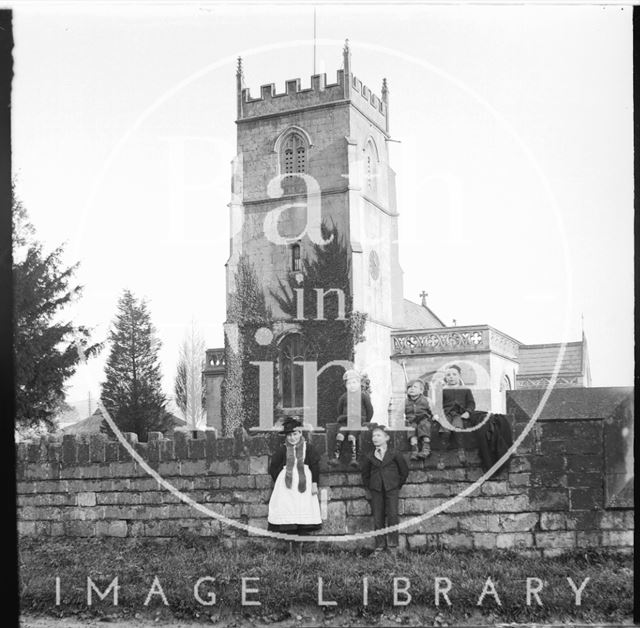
420;291;428;308
382;77;389;133
313;8;317;75
342;39;352;98
343;38;351;70
236;57;245;120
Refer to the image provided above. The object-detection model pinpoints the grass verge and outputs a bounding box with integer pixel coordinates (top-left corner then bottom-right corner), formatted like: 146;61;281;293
19;535;633;625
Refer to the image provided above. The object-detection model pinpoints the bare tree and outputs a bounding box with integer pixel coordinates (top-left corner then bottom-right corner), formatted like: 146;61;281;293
174;321;206;429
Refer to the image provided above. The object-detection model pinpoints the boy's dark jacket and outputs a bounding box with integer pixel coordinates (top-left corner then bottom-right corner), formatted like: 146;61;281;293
360;448;409;491
405;393;433;424
337;390;374;424
442;387;476;417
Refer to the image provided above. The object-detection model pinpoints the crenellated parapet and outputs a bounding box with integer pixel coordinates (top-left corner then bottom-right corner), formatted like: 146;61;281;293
348;72;388;132
236;42;389;132
239;70;346;120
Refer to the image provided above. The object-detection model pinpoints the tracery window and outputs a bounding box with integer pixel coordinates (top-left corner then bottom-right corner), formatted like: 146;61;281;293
291;243;301;271
281;132;307;194
279;333;305;408
364;139;378;194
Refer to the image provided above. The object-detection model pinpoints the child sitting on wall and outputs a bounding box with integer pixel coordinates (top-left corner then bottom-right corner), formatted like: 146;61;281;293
404;379;434;460
440;364;475;464
330;369;374;467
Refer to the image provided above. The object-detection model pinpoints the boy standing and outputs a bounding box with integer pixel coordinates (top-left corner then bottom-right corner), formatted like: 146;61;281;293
360;424;409;553
404;379;434;460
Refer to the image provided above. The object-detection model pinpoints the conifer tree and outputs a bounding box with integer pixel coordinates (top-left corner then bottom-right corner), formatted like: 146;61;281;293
13;190;100;432
101;290;170;440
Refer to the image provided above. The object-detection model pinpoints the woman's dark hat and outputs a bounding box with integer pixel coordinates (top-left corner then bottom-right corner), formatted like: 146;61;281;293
280;416;304;434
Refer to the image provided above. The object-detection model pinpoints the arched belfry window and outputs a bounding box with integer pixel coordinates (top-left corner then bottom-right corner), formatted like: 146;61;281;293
277;128;310;195
282;132;306;174
279;333;305;408
296;143;306;173
364;139;379;195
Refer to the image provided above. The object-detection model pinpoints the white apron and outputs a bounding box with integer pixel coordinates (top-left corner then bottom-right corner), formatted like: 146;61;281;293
267;441;322;526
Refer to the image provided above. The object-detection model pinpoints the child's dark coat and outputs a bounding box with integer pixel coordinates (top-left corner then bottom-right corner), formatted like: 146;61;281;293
360;448;409;491
360;446;409;548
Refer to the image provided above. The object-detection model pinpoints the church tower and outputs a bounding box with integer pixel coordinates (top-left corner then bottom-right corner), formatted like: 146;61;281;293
226;43;404;423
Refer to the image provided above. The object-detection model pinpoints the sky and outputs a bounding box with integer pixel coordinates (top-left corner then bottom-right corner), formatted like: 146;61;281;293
10;3;634;414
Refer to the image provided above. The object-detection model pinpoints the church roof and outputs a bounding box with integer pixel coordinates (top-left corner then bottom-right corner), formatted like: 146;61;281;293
61;406;105;435
517;341;587;377
402;299;446;329
61;405;188;436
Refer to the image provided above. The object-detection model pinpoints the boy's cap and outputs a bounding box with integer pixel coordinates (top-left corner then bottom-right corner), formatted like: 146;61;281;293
343;369;362;381
406;379;425;389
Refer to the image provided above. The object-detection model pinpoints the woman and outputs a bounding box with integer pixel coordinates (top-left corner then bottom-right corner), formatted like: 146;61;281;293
267;416;322;536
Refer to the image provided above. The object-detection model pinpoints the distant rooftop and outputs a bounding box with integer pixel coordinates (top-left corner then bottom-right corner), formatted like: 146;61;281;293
401;298;446;330
61;407;105;435
60;400;188;435
518;341;588;378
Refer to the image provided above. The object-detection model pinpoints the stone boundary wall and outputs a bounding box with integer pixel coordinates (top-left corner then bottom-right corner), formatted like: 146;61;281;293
16;388;633;556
